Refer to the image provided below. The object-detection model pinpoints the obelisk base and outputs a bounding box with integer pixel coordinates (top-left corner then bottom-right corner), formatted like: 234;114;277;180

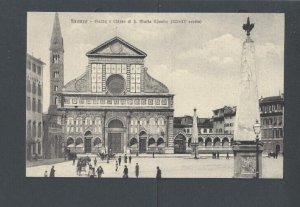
233;141;263;178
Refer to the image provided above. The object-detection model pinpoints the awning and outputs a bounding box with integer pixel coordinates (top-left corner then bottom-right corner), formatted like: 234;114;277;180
76;143;84;148
130;143;138;148
94;144;102;148
157;143;165;147
148;144;156;148
67;143;75;148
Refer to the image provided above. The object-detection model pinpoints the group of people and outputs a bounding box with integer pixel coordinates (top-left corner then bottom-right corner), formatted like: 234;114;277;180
44;152;162;178
212;152;230;159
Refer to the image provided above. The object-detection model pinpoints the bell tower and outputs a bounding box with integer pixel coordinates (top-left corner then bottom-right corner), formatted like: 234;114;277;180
49;12;64;107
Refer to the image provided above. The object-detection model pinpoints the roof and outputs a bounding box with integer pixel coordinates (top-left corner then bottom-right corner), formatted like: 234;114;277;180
27;53;45;65
260;95;284;103
174;116;213;128
86;36;147;58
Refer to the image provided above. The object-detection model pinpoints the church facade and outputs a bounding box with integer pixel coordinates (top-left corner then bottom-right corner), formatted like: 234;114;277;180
50;14;174;155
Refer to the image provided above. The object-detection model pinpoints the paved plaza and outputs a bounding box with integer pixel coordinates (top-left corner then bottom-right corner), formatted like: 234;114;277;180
26;155;283;179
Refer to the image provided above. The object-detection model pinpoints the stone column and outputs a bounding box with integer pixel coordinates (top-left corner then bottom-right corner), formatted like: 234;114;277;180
233;18;263;178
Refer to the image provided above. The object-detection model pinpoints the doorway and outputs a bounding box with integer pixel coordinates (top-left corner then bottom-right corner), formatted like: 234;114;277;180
108;133;122;153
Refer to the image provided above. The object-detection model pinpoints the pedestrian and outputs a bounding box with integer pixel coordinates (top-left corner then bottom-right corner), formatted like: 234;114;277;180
73;156;76;165
152;152;155;158
129;155;132;164
124;154;127;163
107;156;109;163
118;156;121;166
49;166;55;177
94;157;97;166
96;166;104;178
212;152;214;159
226;152;229;160
44;170;48;177
135;163;139;178
115;160;118;171
123;165;128;178
136;151;139;157
217;152;219;159
90;167;95;178
156;166;161;179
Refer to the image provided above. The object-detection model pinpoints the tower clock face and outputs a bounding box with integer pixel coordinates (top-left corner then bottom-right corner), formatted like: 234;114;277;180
110;42;123;54
106;74;126;95
75;79;87;92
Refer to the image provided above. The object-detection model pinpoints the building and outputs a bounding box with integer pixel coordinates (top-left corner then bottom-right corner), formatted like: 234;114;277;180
173;116;217;153
48;13;174;155
259;94;284;153
26;54;45;160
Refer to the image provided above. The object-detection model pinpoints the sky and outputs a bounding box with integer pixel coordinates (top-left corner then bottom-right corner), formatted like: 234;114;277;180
27;12;284;117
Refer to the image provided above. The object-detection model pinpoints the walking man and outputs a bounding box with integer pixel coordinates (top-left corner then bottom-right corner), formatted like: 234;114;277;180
124;154;127;163
226;152;229;160
115;160;118;171
44;170;48;177
152;152;155;158
135;163;139;178
118;156;121;166
123;165;129;178
129;155;132;164
94;157;97;166
96;166;104;178
49;166;55;177
156;166;161;179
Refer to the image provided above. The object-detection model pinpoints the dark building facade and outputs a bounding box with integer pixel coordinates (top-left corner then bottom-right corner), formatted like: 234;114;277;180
259;94;284;153
26;54;45;160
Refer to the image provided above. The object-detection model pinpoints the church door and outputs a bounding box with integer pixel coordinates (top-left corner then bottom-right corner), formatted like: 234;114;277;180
174;134;186;154
108;133;122;153
84;138;92;153
139;138;146;153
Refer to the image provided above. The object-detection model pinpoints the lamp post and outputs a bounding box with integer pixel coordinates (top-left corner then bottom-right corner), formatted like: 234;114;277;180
253;119;261;179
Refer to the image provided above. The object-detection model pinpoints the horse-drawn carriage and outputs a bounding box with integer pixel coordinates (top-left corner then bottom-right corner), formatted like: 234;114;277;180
98;152;116;160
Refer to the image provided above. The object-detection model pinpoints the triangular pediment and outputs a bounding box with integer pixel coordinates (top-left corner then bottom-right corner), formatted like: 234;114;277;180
86;36;147;58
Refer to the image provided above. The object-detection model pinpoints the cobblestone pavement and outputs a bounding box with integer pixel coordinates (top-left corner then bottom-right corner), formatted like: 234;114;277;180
26;155;283;178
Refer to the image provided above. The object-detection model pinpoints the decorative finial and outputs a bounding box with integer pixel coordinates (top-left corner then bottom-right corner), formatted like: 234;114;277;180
243;17;254;36
194;108;197;112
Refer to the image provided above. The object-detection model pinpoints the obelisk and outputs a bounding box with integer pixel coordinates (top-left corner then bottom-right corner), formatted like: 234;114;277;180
233;17;263;178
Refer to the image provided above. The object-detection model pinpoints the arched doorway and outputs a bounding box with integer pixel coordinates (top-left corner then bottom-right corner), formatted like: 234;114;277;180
205;138;212;147
107;119;124;153
84;131;92;153
222;137;229;147
214;137;221;147
276;144;280;153
174;134;186;154
139;131;147;153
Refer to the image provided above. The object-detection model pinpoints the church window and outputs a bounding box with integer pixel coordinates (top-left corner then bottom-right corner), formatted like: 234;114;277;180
72;98;77;104
100;99;105;104
54;85;58;92
121;99;126;105
107;99;112;104
53;72;59;78
130;64;142;93
155;99;160;105
53;54;60;63
127;99;133;105
91;64;103;93
111;64;116;73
